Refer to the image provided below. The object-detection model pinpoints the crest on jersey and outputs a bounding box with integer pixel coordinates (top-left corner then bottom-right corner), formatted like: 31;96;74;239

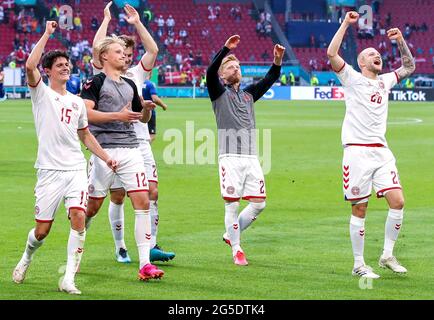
72;102;78;110
226;186;235;195
351;186;360;196
34;206;40;215
126;71;134;78
88;184;95;193
379;81;385;89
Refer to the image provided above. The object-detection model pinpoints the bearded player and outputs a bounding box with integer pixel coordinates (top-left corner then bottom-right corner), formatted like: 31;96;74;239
327;11;415;278
206;35;285;266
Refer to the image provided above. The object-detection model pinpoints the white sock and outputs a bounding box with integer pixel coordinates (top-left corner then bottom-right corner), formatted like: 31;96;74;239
350;215;366;268
64;229;86;283
239;202;266;232
224;201;241;255
382;208;404;259
85;215;93;231
150;200;159;248
108;201;126;251
135;209;151;268
21;228;44;263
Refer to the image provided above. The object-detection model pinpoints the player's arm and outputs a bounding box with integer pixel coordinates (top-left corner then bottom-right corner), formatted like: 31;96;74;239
387;28;416;81
151;94;167;110
92;1;112;69
206;35;240;101
84;99;142;124
245;44;284;102
26;21;57;86
327;11;358;72
78;128;118;171
125;4;158;71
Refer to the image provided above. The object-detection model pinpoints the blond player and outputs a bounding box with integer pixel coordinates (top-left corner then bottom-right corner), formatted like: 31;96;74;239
328;12;415;278
90;2;174;263
206;35;285;266
12;21;117;294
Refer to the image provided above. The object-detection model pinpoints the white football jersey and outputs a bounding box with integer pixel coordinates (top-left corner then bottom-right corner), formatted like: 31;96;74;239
29;78;88;170
92;61;152;142
336;63;398;147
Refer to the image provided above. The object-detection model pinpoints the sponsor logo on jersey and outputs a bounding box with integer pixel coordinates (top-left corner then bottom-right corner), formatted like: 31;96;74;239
34;206;40;215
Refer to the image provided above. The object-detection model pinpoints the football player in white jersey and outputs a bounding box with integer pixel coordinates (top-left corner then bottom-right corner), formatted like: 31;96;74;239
12;21;117;295
328;12;415;279
90;2;175;263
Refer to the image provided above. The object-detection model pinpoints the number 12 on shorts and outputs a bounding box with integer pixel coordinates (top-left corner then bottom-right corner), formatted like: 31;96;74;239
135;172;147;188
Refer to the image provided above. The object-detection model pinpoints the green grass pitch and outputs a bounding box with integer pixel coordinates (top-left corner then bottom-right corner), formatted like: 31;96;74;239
1;98;434;300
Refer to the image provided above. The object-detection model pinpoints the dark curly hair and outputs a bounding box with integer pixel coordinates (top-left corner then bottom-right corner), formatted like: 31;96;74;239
41;50;69;69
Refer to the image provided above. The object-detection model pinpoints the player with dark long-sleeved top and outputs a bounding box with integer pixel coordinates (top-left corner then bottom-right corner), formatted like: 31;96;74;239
206;35;285;266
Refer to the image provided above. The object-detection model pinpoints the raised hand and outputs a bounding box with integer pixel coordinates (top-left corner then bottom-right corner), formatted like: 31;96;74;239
225;35;240;50
273;44;285;66
344;11;359;24
274;44;285;59
125;4;140;25
45;21;57;35
104;1;112;20
387;28;403;41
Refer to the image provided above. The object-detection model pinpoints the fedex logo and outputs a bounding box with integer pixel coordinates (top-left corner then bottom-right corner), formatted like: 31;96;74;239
314;87;345;100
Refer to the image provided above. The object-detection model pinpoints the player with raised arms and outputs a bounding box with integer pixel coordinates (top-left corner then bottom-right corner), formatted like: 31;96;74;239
80;31;165;281
206;34;285;266
91;2;175;264
12;21;118;294
327;11;415;278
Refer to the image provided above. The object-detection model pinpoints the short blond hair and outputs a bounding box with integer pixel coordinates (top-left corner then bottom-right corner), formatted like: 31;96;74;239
94;35;126;66
219;54;240;74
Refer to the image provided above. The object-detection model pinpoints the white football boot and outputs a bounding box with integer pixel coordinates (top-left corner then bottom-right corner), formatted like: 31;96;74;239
12;259;31;284
379;256;407;274
352;265;380;279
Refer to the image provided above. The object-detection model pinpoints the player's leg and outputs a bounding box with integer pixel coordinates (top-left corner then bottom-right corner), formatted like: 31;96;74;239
60;208;86;295
218;156;245;265
142;142;175;262
59;170;88;294
119;148;164;280
343;147;379;278
108;184;130;263
13;221;53;284
85;153;114;230
239;157;267;233
13;169;61;284
373;151;406;273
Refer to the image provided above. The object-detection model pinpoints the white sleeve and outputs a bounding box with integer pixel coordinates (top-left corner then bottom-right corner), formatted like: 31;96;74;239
130;63;152;88
28;77;48;106
77;98;88;130
335;63;361;87
381;71;399;90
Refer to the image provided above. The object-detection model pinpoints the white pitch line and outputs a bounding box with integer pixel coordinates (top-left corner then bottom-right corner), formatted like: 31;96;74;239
388;118;423;125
